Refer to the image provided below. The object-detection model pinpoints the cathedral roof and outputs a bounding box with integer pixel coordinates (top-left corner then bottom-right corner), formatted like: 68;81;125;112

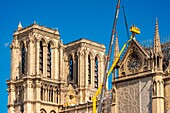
13;22;60;36
65;38;106;49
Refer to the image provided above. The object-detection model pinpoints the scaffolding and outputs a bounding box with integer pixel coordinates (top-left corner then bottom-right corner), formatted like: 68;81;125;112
139;34;170;71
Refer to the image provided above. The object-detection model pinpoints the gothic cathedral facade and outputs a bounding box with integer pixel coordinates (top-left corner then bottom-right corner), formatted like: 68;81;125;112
7;19;170;113
7;22;106;113
111;19;170;113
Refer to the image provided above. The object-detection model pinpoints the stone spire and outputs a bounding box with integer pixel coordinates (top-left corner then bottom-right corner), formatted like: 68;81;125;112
153;18;163;71
18;21;22;30
153;18;162;53
114;33;119;59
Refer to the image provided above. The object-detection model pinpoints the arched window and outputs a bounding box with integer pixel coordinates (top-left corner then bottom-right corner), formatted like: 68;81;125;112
50;110;56;113
88;55;91;84
21;43;26;75
153;81;157;96
40;109;47;113
94;57;98;88
69;55;73;81
51;89;53;102
56;88;59;103
47;43;52;78
157;56;160;68
39;41;43;74
41;86;43;101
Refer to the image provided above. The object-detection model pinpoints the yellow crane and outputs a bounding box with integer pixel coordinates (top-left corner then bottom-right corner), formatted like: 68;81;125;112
92;25;140;113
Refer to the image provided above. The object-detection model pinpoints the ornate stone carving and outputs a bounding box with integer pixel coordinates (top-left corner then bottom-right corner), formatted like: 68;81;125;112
10;38;20;49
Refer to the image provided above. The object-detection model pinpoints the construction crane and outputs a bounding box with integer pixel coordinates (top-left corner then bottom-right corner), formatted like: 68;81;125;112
92;1;140;112
93;0;121;112
92;25;140;113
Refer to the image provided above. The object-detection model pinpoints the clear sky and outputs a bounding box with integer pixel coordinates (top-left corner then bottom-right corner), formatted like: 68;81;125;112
0;0;170;112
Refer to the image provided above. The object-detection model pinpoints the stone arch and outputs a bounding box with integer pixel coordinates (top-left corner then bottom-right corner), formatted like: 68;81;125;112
112;87;117;103
47;39;56;48
157;80;161;96
95;53;102;62
153;80;157;96
160;80;164;96
88;51;95;60
67;53;74;60
20;41;25;48
50;110;56;113
40;108;47;113
40;37;47;46
68;54;74;82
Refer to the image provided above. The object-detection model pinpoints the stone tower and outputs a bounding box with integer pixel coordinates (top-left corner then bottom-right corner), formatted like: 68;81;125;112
7;22;106;113
151;18;164;113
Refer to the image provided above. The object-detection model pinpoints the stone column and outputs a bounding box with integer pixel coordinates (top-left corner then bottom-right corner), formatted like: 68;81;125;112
84;51;88;87
165;77;170;113
51;48;55;79
47;87;49;102
59;45;64;80
54;48;59;80
27;36;36;76
7;83;16;113
91;58;95;88
43;87;46;101
53;88;56;103
24;80;33;112
10;37;20;80
152;74;164;113
43;45;47;77
35;80;40;113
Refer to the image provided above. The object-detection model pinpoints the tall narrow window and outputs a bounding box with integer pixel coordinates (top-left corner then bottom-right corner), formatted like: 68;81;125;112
94;57;98;88
21;44;26;75
88;55;91;84
157;56;160;68
39;41;43;74
75;52;78;85
69;56;73;81
51;89;53;102
41;87;43;101
47;43;52;78
56;88;58;103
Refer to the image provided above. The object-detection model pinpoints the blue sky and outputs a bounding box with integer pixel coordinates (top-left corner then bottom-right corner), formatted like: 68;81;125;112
0;0;170;112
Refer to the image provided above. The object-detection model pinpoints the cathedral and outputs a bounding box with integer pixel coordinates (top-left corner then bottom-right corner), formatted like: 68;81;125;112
7;19;170;113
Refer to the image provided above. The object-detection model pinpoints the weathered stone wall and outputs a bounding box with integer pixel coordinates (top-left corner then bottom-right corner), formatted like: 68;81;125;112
117;76;152;113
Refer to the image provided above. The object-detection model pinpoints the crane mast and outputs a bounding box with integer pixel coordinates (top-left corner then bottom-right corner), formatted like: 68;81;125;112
97;0;121;112
92;0;141;113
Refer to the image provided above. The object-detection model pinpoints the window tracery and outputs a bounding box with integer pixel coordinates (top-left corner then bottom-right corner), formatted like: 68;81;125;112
127;53;142;73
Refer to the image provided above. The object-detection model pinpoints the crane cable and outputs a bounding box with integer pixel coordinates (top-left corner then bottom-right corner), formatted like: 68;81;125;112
122;5;130;39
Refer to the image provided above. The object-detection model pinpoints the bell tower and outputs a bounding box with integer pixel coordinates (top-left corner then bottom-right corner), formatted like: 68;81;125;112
7;22;61;113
